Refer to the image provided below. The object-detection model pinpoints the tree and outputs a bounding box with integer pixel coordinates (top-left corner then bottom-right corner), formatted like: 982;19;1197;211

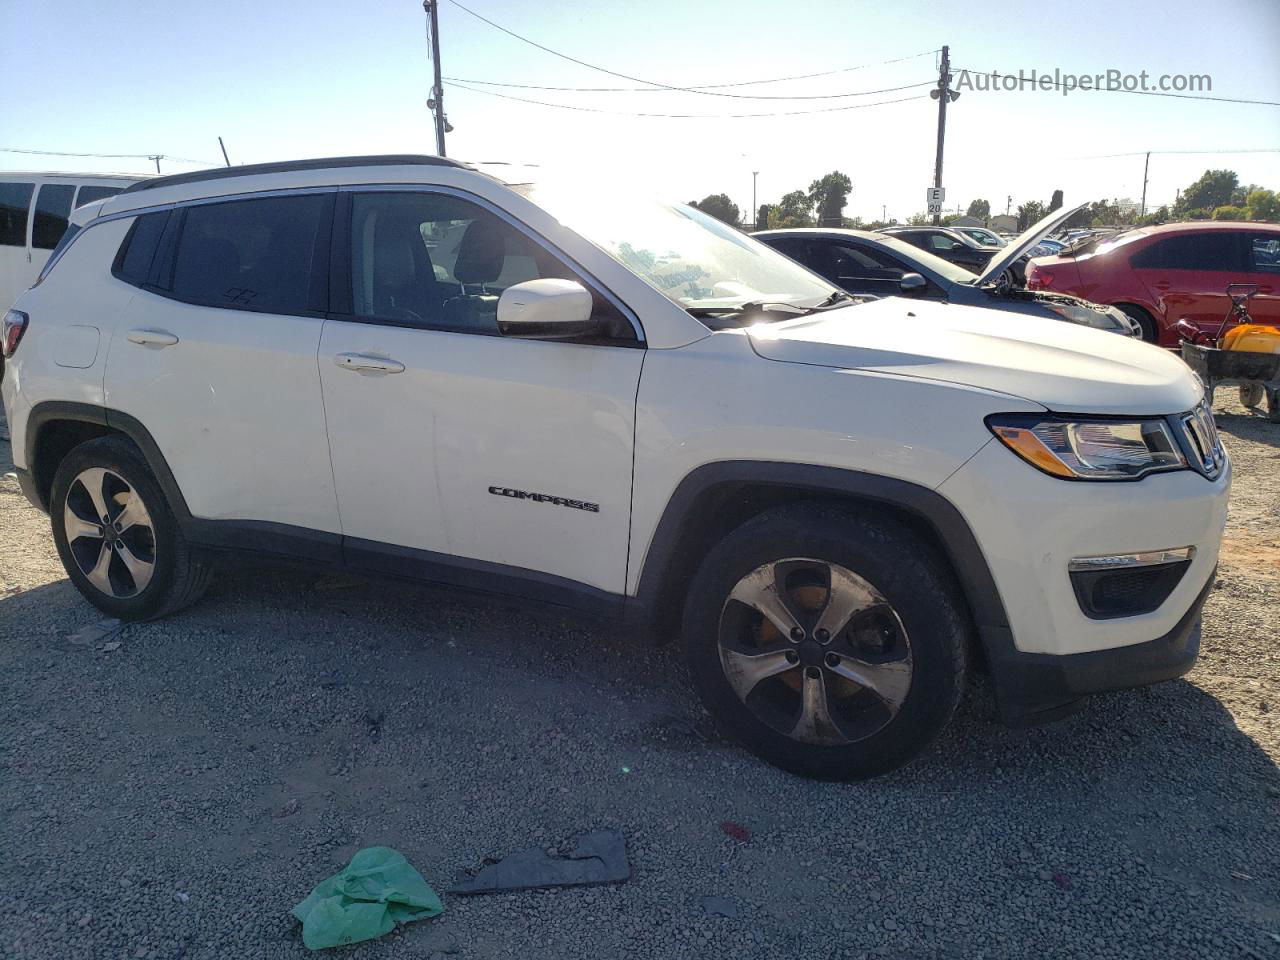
807;172;852;227
965;199;990;221
769;190;814;228
1176;170;1238;215
1016;201;1046;230
688;194;740;227
1048;189;1064;213
906;211;932;226
1245;189;1280;222
1212;205;1247;221
756;204;773;230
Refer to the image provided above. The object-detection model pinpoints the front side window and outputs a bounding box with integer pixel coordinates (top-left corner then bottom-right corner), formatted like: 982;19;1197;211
32;183;76;249
75;185;124;208
521;186;836;320
0;181;35;247
169;194;326;314
348;191;629;338
1130;232;1245;271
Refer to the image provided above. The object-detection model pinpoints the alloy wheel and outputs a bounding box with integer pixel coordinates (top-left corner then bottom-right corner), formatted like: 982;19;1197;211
717;558;913;745
62;467;157;598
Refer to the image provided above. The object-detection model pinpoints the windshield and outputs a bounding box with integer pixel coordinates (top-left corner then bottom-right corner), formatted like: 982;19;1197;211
961;227;1003;246
871;233;978;284
521;186;837;318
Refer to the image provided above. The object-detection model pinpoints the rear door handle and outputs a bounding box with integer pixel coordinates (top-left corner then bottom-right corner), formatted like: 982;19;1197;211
334;352;405;375
127;328;179;347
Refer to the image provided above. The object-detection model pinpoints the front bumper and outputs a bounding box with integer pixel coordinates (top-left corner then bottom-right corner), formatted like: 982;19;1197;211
980;571;1210;724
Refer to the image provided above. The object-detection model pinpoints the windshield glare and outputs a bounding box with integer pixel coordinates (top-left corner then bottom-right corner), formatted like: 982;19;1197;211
523;187;836;315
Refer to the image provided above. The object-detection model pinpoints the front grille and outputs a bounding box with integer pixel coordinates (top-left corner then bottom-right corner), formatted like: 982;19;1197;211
1070;561;1191;620
1176;402;1224;478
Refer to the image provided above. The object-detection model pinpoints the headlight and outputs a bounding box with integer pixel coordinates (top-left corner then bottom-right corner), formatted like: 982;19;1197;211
986;414;1187;480
1041;301;1104;327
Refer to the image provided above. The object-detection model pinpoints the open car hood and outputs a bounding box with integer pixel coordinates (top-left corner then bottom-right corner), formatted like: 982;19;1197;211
974;202;1088;285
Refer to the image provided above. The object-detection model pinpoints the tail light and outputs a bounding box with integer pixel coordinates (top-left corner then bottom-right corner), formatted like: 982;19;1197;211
2;310;29;358
1026;263;1053;290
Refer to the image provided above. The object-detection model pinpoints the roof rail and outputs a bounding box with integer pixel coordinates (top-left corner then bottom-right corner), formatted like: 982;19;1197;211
120;155;466;194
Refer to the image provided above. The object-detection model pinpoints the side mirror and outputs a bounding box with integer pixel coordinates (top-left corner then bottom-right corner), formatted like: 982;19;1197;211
497;279;597;339
898;273;927;295
950;241;964;251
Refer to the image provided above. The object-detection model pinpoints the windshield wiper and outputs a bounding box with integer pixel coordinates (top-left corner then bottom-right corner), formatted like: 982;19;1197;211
686;291;857;320
685;300;810;319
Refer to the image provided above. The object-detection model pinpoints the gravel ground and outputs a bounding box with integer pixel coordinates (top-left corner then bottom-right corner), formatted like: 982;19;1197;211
1;397;1278;960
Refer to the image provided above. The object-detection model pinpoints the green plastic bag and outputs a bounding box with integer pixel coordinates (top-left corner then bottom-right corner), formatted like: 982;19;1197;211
292;847;444;950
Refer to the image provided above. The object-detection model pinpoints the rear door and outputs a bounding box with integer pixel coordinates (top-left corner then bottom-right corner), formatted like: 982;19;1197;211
1129;231;1250;332
318;187;643;600
104;192;341;539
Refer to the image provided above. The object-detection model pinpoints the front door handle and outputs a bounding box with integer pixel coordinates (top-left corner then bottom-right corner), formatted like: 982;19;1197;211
127;328;179;348
334;352;405;375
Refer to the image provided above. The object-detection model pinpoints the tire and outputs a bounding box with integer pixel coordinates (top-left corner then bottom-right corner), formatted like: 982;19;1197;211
1117;303;1157;343
49;435;213;621
682;502;970;781
1239;383;1264;409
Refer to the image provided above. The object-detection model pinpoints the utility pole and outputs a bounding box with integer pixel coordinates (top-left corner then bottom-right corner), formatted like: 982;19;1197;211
882;203;886;223
1139;151;1150;217
148;155;162;174
424;0;447;157
751;171;758;229
1006;195;1012;215
930;45;957;226
218;137;231;167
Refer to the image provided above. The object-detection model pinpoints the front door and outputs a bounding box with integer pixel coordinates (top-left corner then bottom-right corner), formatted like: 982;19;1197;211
318;189;644;600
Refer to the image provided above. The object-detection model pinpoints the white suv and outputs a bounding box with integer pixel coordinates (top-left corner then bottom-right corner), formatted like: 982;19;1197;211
1;156;1230;780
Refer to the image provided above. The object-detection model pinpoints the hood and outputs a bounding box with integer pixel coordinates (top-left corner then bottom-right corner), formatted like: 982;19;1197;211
747;296;1202;416
974;202;1088;285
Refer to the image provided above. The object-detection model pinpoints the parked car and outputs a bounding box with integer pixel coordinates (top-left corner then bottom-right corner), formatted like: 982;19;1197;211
2;156;1228;781
877;225;997;274
756;204;1140;337
1026;221;1280;345
0;172;141;312
955;226;1005;247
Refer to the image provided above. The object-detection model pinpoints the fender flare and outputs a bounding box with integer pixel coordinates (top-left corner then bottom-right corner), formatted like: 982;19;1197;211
24;400;192;518
629;459;1012;647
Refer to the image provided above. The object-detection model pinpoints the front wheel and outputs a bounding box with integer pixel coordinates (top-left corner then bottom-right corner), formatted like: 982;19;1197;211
50;436;213;621
682;503;970;781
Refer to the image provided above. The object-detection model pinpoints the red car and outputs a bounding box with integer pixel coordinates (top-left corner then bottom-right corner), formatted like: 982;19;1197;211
1025;222;1280;346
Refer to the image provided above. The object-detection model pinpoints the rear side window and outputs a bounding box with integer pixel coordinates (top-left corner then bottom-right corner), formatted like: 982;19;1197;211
1130;232;1246;271
32;183;76;249
113;212;169;286
75;185;124;208
0;181;34;247
169;194;327;314
1249;235;1280;274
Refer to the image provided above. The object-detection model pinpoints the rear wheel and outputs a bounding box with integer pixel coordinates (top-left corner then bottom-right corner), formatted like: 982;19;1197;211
682;503;969;780
1117;303;1157;343
50;436;213;620
1240;383;1264;409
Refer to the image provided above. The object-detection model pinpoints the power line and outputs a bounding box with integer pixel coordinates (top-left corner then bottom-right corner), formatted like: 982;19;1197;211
444;80;930;118
0;146;217;165
955;68;1280;107
1080;147;1280;159
444;0;936;99
440;75;937;100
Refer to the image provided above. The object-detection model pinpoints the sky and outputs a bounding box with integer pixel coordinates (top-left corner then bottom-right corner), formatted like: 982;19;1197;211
2;0;1279;223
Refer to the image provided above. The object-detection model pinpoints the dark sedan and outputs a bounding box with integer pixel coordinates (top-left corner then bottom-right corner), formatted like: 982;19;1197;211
877;225;997;273
753;213;1139;337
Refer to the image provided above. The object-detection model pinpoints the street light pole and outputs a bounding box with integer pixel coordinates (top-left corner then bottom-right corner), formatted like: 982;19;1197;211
1140;151;1150;218
752;171;758;229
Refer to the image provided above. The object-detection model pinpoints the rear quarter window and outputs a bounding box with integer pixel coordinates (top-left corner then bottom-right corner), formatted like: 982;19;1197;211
112;212;170;286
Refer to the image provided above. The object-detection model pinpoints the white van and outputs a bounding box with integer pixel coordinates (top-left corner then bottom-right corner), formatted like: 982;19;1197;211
0;172;142;312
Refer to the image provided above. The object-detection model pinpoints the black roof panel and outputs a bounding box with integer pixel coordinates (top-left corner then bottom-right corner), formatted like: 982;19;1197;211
121;155;465;194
